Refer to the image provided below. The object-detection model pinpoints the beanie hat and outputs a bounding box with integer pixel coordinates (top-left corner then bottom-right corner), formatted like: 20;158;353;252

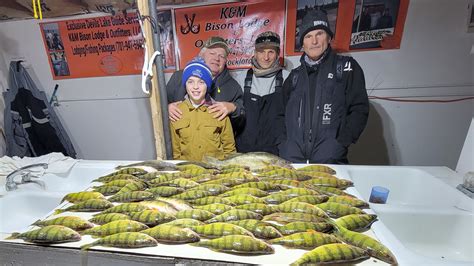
255;31;280;51
299;10;334;46
182;57;213;90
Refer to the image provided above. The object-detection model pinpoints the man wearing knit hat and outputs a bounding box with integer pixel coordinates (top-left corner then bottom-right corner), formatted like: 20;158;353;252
170;57;236;161
235;31;286;155
166;36;244;135
280;9;369;164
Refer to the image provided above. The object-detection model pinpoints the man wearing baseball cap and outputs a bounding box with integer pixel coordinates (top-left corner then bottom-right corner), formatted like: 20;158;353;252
166;36;244;136
235;31;286;155
279;9;369;164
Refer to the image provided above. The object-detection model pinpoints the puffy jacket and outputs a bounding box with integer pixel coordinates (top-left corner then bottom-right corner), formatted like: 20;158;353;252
170;99;236;161
166;68;245;134
279;48;369;164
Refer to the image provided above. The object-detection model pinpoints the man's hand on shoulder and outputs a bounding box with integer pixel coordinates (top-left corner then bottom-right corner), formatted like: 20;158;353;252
168;101;183;122
208;101;236;121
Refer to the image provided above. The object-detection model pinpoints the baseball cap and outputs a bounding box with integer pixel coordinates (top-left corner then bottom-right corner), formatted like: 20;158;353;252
255;31;280;51
202;36;230;55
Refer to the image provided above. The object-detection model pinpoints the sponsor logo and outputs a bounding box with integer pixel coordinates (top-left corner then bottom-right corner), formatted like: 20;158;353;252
313;20;328;27
322;103;332;125
180;13;200;34
343;61;352;72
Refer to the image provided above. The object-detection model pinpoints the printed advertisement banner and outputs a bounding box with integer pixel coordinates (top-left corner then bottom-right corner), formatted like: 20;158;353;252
40;11;175;80
174;0;285;69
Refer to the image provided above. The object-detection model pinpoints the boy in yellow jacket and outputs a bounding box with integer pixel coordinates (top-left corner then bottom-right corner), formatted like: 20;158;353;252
170;57;236;161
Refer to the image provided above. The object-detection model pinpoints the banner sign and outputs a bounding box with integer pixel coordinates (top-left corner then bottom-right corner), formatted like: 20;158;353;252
40;11;176;79
174;0;285;69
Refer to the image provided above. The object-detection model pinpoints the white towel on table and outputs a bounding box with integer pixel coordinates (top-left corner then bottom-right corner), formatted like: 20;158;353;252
0;153;78;194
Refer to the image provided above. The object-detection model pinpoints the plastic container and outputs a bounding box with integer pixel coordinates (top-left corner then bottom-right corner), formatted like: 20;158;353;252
369;186;390;204
463;171;474;191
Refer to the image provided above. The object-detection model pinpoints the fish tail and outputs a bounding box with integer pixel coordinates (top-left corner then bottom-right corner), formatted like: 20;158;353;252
324;217;342;232
189;241;202;247
5;232;20;240
80;243;94;250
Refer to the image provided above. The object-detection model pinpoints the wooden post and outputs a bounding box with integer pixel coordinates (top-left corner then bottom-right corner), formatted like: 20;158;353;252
137;0;167;160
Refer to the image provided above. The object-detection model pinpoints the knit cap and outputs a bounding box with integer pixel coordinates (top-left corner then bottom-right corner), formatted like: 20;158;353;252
299;10;334;46
255;31;280;51
182;57;213;90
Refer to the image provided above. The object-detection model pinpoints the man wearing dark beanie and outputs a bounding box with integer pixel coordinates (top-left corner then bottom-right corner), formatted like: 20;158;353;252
235;31;286;155
279;10;369;164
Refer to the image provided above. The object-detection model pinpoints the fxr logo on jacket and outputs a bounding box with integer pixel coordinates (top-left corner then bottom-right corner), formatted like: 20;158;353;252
322;103;332;125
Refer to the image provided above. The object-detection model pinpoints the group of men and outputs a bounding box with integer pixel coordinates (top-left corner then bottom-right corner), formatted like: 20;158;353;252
166;10;369;164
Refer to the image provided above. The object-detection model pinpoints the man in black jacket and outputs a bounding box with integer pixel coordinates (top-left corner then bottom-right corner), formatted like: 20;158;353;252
236;31;286;155
166;36;244;133
280;10;369;164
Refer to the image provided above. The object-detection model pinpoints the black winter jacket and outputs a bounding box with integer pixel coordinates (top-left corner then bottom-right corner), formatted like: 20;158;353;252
279;49;369;164
166;68;245;134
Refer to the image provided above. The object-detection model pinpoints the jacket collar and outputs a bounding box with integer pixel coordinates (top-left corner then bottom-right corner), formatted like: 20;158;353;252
299;46;332;69
210;67;231;94
184;94;215;111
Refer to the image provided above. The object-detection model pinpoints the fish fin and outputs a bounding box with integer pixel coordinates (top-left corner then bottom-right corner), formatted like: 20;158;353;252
54;209;65;215
32;219;42;226
5;232;20;240
202;155;220;165
222;152;242;160
324;218;341;231
115;161;142;169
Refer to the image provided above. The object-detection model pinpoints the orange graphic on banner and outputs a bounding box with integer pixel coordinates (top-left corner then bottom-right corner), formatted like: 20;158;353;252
174;0;285;70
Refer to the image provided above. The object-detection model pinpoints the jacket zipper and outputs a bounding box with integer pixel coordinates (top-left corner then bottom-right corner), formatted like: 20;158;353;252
298;99;302;128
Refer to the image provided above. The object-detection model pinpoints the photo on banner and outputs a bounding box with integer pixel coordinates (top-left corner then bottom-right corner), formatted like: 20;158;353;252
174;0;285;69
157;9;176;71
286;0;347;55
296;0;338;52
350;0;409;50
42;23;70;77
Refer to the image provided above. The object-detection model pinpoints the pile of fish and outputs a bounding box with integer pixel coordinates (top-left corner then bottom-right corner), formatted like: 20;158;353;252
7;152;398;265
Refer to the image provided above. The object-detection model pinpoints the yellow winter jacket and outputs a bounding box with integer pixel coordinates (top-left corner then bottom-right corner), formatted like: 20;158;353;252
171;99;236;161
